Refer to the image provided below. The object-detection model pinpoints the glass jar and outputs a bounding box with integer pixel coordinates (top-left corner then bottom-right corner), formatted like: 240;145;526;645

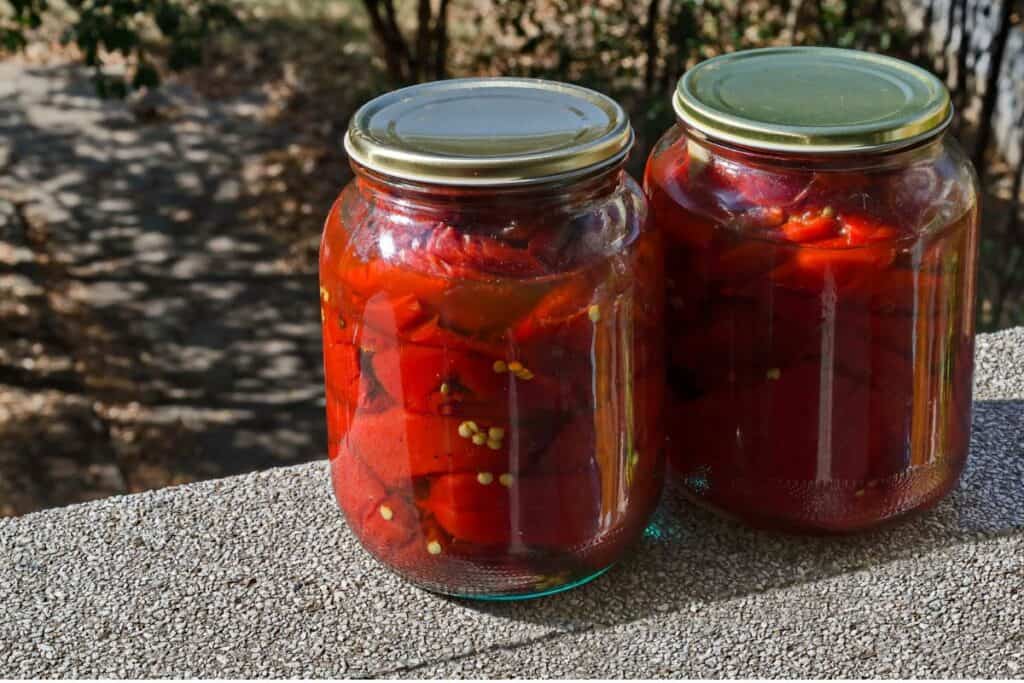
320;79;664;597
645;48;979;533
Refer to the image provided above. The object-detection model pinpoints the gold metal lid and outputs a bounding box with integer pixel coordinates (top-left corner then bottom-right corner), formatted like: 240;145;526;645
344;78;633;186
674;47;952;154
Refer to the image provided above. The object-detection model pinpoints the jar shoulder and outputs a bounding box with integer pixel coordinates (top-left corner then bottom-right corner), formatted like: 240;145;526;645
644;123;978;240
321;172;650;279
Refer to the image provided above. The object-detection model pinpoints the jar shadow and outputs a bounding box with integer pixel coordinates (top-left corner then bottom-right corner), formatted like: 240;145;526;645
456;398;1024;628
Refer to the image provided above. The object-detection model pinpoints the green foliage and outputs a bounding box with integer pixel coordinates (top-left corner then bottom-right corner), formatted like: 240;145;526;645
2;0;45;51
1;0;238;97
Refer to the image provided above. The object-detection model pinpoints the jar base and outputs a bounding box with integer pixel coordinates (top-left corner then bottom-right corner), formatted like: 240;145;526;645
676;459;966;535
423;564;614;602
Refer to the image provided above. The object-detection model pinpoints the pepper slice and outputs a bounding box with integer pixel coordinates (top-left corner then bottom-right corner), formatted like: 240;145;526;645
418;224;549;278
422;469;601;548
437;280;548;337
323;343;393;415
345;406;558;485
323;342;361;404
359;291;435;336
532;413;598;474
713;240;787;293
841;214;898;245
331;444;418;553
370;344;569;418
669;292;817;391
770;238;896;294
512;276;599;355
670;361;877;483
780;212;840;243
709;159;812;207
404;316;509;356
325;394;355;453
341;255;451;309
647;139;733;233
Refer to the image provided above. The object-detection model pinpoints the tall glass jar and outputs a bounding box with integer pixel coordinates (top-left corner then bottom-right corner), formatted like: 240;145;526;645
645;48;979;533
320;79;664;597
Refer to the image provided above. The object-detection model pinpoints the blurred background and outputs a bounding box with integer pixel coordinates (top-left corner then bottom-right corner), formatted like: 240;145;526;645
1;0;1022;517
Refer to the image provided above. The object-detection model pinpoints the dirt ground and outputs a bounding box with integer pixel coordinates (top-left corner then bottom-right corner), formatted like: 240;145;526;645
0;2;377;516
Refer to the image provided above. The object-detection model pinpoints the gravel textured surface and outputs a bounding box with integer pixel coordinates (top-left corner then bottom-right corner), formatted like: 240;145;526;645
2;328;1023;678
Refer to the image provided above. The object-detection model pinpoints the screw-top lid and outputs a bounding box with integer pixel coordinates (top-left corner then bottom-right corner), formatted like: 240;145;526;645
673;47;952;154
344;78;634;186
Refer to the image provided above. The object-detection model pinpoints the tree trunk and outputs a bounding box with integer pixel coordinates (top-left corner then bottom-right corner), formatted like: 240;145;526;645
433;0;450;79
362;0;406;82
915;0;936;62
971;0;1013;169
952;0;970;117
415;0;432;82
644;0;661;95
362;0;415;83
937;0;961;83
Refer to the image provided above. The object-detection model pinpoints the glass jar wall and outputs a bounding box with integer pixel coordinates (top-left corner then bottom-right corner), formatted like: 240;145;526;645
320;79;663;597
645;48;980;533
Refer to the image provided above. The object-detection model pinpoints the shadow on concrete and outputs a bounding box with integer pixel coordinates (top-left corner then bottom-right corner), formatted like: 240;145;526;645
459;398;1024;629
0;56;353;512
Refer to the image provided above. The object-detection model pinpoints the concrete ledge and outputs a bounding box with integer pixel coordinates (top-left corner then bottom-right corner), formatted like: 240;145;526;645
2;329;1023;678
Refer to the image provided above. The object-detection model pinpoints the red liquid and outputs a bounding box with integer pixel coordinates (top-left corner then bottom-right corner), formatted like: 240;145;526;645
645;129;978;532
319;172;663;595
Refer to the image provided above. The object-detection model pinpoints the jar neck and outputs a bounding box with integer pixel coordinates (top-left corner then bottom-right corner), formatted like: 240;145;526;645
351;161;625;216
680;122;948;172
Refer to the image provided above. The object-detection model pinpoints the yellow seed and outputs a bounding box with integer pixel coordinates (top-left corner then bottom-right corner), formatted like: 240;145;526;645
517;369;534;380
508;361;524;373
477;472;494;485
499;473;514;487
588;305;601;322
486;439;502;451
766;368;781;381
472;433;487;446
488;427;505;440
854;488;866;497
630;451;640;466
320;309;325;323
426;541;442;555
457;422;474;439
439;382;450;395
492;360;507;373
378;504;393;521
465;420;480;434
821;205;835;218
319;286;329;302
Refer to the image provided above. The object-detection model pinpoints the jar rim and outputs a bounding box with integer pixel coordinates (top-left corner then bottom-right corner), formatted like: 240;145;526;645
345;77;635;187
674;47;953;155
